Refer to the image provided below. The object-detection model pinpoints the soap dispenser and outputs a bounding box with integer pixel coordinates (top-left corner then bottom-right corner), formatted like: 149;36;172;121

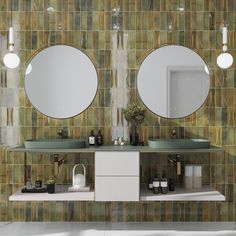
88;130;95;146
96;129;103;146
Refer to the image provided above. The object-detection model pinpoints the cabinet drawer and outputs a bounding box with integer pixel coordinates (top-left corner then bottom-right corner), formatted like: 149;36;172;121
95;152;139;176
95;176;139;201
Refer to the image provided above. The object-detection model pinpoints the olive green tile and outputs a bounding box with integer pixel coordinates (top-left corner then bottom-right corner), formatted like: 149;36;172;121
0;0;236;223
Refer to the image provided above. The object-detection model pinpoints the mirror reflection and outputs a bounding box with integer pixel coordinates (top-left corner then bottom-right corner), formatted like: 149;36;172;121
137;45;210;119
25;45;98;119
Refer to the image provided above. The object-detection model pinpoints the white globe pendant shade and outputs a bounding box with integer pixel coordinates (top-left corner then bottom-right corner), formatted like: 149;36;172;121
3;52;20;69
3;26;20;69
217;26;233;69
217;52;233;69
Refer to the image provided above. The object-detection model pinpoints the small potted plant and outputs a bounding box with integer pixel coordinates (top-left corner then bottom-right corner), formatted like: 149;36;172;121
123;103;145;146
46;178;55;194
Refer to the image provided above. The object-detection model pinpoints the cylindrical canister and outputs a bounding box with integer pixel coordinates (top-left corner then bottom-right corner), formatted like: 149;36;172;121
193;165;202;189
184;165;193;190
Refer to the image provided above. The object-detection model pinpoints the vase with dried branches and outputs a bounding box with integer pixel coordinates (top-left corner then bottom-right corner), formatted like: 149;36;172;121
123;103;145;146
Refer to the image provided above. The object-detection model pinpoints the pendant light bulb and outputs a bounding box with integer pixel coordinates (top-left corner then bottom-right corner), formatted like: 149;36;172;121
217;25;233;69
217;53;233;69
4;26;20;69
4;53;20;69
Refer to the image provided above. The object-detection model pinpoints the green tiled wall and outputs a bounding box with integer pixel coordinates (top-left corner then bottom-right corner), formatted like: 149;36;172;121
0;0;235;221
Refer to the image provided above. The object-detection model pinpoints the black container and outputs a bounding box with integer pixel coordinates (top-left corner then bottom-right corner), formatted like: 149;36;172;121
152;178;160;194
130;124;139;146
46;183;55;194
169;179;175;191
161;178;168;194
35;180;42;189
96;130;103;146
22;188;46;193
148;177;153;190
130;133;139;146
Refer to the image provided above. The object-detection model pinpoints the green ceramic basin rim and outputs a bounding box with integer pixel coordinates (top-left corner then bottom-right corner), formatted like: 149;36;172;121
24;139;86;149
25;139;85;142
148;139;209;142
148;139;210;149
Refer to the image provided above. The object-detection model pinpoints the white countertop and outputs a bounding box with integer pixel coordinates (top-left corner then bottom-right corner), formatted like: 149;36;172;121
8;145;224;154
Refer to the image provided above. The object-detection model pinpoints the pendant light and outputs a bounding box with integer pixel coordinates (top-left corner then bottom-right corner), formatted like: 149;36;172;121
3;0;20;69
217;25;233;69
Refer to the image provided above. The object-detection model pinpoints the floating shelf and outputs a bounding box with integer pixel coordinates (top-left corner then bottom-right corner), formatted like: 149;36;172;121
8;145;224;154
140;185;225;201
9;185;94;201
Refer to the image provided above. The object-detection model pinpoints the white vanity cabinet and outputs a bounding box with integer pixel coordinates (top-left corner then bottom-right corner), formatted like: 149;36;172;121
95;151;139;201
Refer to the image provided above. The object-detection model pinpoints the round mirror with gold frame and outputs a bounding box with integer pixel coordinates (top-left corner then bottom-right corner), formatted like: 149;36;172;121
25;45;98;119
137;45;210;119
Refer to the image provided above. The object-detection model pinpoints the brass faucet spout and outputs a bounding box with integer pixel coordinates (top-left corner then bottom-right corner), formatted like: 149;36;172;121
54;154;64;175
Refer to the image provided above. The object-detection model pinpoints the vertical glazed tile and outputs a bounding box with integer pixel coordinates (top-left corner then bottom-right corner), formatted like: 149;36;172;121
87;12;92;30
25;0;31;11
166;202;173;222
75;12;80;30
184;202;191;221
0;0;235;223
160;202;166;221
31;31;37;49
136;12;141;31
160;12;167;30
190;202;197;221
141;12;148;30
97;0;105;11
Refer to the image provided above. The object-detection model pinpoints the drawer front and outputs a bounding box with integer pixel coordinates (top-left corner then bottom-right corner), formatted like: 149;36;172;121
95;151;139;176
95;176;139;201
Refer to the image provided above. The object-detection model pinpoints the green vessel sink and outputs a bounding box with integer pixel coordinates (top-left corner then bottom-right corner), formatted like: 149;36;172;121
148;139;210;149
24;139;86;149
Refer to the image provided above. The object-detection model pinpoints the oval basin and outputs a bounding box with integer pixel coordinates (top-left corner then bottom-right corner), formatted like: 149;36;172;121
24;139;86;149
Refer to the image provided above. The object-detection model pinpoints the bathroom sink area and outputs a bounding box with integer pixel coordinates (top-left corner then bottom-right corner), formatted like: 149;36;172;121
148;139;210;149
24;139;86;149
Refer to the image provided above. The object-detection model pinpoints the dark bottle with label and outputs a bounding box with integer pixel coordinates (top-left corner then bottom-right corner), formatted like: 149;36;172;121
148;177;153;190
96;130;103;146
88;130;95;146
161;178;168;194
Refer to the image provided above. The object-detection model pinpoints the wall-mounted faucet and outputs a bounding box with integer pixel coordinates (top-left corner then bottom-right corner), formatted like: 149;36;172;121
57;127;69;139
54;154;64;175
172;128;177;139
